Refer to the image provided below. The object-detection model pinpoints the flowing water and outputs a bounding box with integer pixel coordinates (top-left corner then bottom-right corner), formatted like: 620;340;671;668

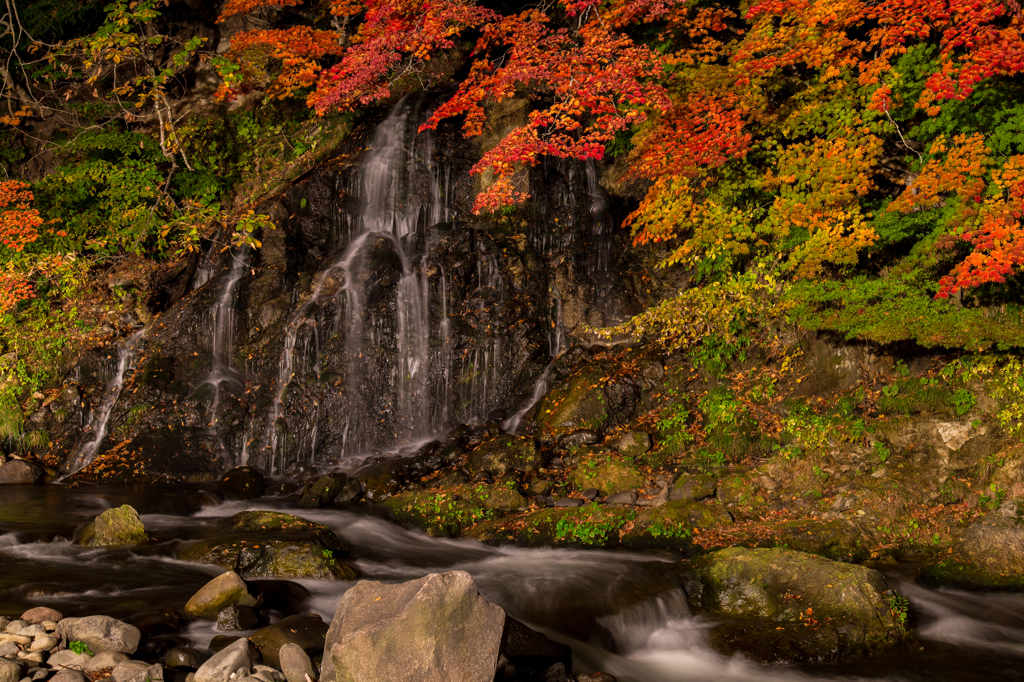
62;327;149;476
3;486;1024;682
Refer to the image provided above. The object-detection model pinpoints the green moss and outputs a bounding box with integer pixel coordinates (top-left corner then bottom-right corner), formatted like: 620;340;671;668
381;491;494;537
568;452;644;495
918;559;1024;591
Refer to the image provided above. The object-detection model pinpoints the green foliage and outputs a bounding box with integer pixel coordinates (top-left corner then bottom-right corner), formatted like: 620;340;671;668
68;640;92;656
554;504;635;546
787;274;1024;350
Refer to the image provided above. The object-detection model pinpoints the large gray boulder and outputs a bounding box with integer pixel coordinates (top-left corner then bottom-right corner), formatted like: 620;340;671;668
194;637;256;682
56;616;140;654
185;571;262;620
322;571;570;682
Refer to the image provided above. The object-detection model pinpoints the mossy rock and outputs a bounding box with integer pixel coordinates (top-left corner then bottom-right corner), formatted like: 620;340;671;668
568;452;644;496
917;558;1024;591
455;483;527;510
178;511;355;580
620;500;733;551
687;547;906;663
768;519;869;562
77;505;148;547
467;435;542;475
716;474;753;505
669;473;717;501
381;490;494;537
527;365;610;438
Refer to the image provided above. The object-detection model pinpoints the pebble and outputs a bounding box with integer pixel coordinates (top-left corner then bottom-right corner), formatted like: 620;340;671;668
553;498;584;508
0;642;18;657
581;488;599;500
252;667;282;682
17;627;44;638
47;650;93;671
85;651;130;671
3;623;26;636
15;652;43;664
0;620;7;633
39;623;57;634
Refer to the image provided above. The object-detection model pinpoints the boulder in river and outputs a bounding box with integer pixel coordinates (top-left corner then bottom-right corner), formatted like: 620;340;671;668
249;614;328;668
0;459;44;485
221;466;265;500
77;505;148;547
321;571;571;682
56;615;141;654
686;547;906;663
299;473;361;509
178;511;356;580
20;607;62;624
185;571;262;620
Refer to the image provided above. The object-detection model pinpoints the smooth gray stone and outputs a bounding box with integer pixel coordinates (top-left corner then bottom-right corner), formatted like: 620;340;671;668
0;659;21;682
50;671;87;682
84;651;130;671
603;491;638;505
278;643;316;682
194;637;255;682
56;616;140;654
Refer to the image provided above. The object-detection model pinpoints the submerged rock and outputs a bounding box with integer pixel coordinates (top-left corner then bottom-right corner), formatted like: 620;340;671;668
686;547;905;663
321;571;571;682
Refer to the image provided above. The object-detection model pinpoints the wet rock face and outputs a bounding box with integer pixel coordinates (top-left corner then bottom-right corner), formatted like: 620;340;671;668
50;93;645;480
919;504;1024;590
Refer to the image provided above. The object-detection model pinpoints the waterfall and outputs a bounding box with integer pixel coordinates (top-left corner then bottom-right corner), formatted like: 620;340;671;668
62;327;148;475
264;95;448;471
503;361;555;434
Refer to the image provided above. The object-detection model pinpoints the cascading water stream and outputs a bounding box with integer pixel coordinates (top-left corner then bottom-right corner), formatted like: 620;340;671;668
264;95;448;471
503;361;555;434
61;327;148;475
200;251;247;425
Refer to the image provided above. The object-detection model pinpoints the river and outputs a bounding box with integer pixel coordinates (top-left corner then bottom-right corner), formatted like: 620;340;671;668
2;485;1023;681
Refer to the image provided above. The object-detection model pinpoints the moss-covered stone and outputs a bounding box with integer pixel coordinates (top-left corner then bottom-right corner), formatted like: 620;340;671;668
78;505;148;547
669;473;717;501
456;482;527;510
568;452;644;495
545;503;636;548
381;490;494;537
621;500;733;551
467;435;542;475
918;558;1024;591
527;365;610;438
178;511;356;580
687;547;905;663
